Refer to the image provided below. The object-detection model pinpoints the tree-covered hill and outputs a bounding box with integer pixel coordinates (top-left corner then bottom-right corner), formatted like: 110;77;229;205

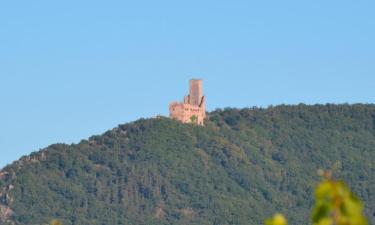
1;104;375;225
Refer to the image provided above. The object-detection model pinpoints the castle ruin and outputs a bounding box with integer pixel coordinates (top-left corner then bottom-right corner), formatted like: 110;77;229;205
169;79;206;125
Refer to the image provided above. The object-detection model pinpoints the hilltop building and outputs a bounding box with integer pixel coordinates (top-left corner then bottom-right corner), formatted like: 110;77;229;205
169;79;206;125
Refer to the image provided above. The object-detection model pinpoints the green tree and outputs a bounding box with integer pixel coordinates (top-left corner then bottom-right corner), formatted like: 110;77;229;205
190;115;197;123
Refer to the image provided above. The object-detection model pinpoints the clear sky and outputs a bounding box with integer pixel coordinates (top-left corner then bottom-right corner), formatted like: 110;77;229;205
1;0;374;168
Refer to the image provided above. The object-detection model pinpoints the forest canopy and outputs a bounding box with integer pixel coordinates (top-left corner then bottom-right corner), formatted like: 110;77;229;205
1;104;374;225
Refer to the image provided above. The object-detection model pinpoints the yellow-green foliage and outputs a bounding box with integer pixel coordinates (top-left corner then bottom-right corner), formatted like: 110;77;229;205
312;171;368;225
50;219;62;225
266;171;368;225
265;214;288;225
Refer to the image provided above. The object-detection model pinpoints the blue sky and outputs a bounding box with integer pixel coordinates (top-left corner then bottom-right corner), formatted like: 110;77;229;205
1;0;374;168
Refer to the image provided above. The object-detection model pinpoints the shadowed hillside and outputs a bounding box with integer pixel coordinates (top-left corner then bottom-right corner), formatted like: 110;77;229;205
1;104;375;225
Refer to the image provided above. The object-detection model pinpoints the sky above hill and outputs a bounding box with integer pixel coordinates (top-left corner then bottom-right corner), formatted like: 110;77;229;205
1;0;374;168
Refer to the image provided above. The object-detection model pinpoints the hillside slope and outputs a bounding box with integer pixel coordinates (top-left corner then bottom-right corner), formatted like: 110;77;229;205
1;104;375;225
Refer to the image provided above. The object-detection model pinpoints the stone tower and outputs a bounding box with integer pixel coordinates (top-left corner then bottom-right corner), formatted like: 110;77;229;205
169;79;206;125
188;79;203;105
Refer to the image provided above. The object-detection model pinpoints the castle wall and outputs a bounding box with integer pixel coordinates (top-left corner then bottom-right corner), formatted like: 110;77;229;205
169;79;206;125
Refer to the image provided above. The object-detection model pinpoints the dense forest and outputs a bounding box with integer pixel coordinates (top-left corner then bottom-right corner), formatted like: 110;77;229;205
0;104;375;225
